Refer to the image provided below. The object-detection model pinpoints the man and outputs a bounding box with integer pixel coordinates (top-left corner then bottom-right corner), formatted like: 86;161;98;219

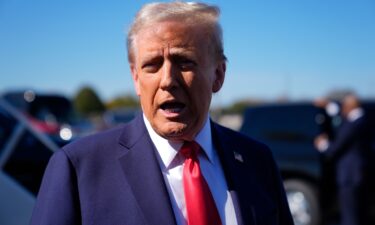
30;2;293;225
315;94;371;225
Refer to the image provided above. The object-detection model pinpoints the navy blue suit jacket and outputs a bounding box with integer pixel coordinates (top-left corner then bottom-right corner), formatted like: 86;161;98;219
324;115;371;186
30;114;293;225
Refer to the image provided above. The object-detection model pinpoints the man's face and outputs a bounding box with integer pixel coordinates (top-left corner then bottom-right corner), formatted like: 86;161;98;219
130;21;225;141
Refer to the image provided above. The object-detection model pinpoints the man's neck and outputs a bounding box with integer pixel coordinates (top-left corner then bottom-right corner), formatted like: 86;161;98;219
142;114;214;168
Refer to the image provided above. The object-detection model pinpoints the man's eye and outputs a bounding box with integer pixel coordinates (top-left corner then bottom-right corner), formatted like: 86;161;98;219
178;60;196;71
142;62;161;73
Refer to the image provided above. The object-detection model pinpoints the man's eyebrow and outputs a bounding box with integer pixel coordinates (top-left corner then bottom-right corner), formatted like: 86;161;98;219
139;52;162;63
169;48;196;58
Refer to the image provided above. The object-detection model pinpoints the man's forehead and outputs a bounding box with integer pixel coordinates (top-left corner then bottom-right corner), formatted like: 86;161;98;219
137;46;197;62
135;25;203;55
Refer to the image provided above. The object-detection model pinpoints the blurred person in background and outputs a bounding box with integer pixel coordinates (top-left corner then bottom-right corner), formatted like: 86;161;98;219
30;2;293;225
315;94;371;225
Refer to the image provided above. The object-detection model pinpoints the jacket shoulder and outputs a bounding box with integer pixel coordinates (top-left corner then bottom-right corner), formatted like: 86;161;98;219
62;114;144;158
63;125;125;155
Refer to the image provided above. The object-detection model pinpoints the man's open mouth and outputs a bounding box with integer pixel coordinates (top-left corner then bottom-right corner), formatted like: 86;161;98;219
160;102;186;113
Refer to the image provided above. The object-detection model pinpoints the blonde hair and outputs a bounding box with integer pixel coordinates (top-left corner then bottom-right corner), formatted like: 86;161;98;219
127;1;226;63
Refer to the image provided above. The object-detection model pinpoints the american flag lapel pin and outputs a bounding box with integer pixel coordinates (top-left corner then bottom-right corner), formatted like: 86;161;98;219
233;151;244;163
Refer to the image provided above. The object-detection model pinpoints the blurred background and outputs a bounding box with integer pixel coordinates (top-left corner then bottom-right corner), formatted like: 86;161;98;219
0;0;374;225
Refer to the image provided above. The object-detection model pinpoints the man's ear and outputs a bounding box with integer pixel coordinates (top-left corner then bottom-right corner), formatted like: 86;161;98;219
212;61;226;93
130;64;141;96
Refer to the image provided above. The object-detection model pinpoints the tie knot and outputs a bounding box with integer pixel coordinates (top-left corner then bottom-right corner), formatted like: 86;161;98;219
180;141;200;159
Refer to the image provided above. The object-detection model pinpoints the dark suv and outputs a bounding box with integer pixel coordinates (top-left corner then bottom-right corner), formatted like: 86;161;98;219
239;102;375;225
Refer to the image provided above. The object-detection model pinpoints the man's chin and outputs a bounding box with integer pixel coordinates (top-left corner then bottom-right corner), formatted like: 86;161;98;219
155;121;192;141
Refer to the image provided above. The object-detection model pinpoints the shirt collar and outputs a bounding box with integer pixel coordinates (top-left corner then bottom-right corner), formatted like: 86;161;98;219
347;107;364;122
143;114;214;169
195;116;214;163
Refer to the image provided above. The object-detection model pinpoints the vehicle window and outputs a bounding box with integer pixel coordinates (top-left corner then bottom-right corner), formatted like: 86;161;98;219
0;106;17;152
241;105;326;143
3;130;53;195
29;96;74;124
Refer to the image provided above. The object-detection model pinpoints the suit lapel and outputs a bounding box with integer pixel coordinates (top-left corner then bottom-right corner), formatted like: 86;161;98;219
115;117;270;225
211;122;260;225
117;115;176;225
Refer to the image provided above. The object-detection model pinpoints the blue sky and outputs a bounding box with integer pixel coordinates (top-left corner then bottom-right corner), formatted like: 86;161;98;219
1;0;374;107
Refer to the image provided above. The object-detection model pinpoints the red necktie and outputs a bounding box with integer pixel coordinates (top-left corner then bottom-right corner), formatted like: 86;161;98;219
180;141;222;225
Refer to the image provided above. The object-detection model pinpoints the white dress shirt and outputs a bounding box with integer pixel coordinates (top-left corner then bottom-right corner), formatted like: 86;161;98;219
143;114;238;225
347;107;364;122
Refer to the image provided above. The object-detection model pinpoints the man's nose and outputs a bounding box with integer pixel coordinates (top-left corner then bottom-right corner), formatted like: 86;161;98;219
160;61;179;90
